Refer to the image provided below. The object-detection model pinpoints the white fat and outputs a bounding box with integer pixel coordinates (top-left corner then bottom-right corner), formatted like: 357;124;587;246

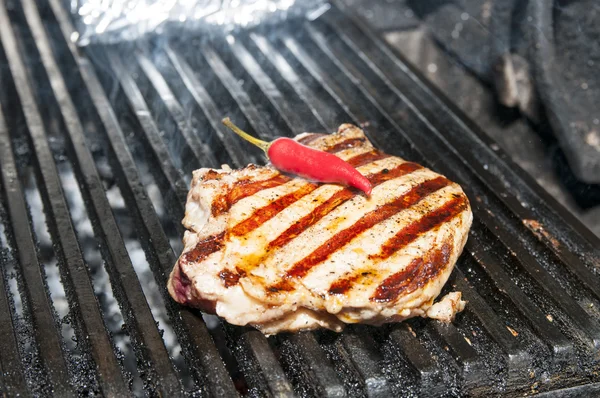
182;199;209;233
426;292;466;322
255;308;345;336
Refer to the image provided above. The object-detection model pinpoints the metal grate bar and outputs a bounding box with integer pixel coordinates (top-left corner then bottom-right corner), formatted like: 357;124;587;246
281;30;410;154
280;34;369;129
537;382;600;397
250;33;339;132
388;325;444;397
195;38;353;395
169;35;320;396
227;37;308;135
249;35;405;393
201;42;275;141
322;6;597;270
125;42;274;395
339;331;392;397
283;333;347;397
532;234;600;302
0;0;594;395
332;1;600;253
14;1;134;394
452;270;531;384
2;1;116;394
111;31;258;398
300;22;423;163
477;193;600;302
45;0;240;395
474;210;600;348
0;104;73;395
233;329;295;397
0;263;27;395
218;11;596;393
464;235;574;364
136;51;219;168
0;119;29;397
105;49;188;216
165;45;259;168
67;38;205;396
18;0;201;395
158;40;297;396
429;321;485;391
324;4;600;285
466;219;599;354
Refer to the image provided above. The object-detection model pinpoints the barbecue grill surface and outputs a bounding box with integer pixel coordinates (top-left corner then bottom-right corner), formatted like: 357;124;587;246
0;0;599;396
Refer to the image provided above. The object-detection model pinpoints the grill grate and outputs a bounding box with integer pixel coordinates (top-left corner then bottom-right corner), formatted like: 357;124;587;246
0;0;599;396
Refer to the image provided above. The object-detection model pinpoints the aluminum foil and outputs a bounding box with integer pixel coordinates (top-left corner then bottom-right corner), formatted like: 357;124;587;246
71;0;329;46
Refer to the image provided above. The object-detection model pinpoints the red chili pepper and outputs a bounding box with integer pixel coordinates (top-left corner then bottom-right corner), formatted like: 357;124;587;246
222;118;372;195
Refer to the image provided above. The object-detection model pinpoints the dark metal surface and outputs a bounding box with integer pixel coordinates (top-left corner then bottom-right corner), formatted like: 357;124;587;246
0;0;599;396
528;0;600;184
408;0;600;185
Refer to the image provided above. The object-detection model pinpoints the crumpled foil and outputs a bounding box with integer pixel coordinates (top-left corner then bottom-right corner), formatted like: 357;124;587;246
71;0;329;46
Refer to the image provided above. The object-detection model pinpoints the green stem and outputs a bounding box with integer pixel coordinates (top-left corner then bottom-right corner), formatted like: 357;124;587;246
222;117;270;153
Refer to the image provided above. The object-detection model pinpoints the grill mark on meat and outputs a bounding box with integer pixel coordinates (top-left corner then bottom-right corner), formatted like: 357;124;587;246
371;242;453;303
180;232;222;308
328;195;467;296
297;133;324;145
228;158;409;239
368;162;421;185
172;125;474;331
206;157;410;289
212;175;291;216
345;150;391;168
269;189;355;251
329;273;362;295
226;151;400;238
327;137;367;153
206;142;426;289
267;279;294;293
279;176;452;282
372;195;468;261
267;162;423;248
219;270;240;288
206;164;432;290
233;162;425;277
210;141;372;217
231;183;319;236
219;267;247;288
184;232;225;263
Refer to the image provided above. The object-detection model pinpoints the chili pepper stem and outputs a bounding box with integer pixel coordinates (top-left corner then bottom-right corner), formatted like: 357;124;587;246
222;118;270;153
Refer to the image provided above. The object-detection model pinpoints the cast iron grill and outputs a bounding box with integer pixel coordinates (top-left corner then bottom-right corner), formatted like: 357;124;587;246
0;0;599;396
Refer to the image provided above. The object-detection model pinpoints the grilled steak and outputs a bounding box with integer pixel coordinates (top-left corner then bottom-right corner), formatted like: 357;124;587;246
168;124;472;334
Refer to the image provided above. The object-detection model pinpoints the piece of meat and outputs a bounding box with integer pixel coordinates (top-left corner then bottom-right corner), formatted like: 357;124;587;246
426;292;466;322
168;124;472;335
